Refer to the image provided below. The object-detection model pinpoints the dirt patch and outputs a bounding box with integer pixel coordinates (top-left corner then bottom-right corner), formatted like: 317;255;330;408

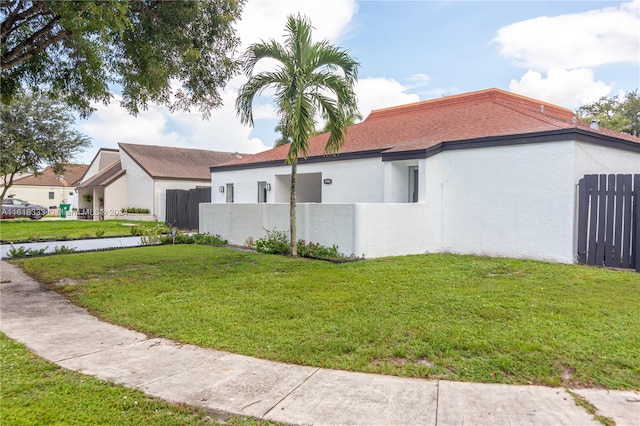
54;277;85;287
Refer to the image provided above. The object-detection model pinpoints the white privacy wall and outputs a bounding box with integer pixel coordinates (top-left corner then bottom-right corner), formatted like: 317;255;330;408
200;202;430;258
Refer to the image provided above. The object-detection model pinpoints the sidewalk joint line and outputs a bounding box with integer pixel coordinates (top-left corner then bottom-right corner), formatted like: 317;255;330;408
261;367;321;418
54;338;152;363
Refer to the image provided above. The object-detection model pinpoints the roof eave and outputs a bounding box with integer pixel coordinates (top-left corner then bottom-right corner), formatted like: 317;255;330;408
210;149;387;172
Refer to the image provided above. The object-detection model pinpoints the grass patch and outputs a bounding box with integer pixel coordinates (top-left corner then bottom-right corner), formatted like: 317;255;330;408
12;246;640;389
0;220;166;242
0;333;275;425
567;391;616;426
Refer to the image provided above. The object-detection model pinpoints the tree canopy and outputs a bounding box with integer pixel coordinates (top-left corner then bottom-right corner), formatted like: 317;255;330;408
1;0;244;117
576;90;640;137
0;94;91;200
236;14;359;255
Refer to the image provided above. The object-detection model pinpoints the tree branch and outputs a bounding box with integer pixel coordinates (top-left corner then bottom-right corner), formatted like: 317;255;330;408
1;0;44;39
1;15;66;69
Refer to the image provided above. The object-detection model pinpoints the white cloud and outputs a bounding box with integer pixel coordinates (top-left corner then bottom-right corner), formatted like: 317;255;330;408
355;78;421;119
76;88;271;164
508;68;612;108
405;73;431;89
235;0;358;48
494;0;640;70
76;0;360;161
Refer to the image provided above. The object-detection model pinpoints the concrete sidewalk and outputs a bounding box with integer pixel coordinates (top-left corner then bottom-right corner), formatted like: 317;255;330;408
1;260;638;425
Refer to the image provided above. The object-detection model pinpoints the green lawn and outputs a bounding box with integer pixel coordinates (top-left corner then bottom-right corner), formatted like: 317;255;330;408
0;333;274;425
12;245;640;389
0;219;165;242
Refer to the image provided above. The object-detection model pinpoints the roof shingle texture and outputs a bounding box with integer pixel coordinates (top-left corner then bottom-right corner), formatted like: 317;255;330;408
218;88;640;168
76;160;124;189
12;164;88;187
119;143;247;180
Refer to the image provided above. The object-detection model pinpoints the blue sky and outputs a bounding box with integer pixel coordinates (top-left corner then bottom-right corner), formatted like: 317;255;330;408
75;0;640;163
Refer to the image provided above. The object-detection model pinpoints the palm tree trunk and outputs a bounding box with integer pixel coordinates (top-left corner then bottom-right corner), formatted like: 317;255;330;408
289;160;298;256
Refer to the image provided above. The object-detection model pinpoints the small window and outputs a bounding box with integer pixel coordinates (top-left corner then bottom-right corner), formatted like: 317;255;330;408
226;183;234;203
257;181;267;203
48;192;55;199
69;192;74;196
408;166;419;203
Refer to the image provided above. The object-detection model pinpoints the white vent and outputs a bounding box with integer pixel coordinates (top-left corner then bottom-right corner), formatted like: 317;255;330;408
590;119;600;130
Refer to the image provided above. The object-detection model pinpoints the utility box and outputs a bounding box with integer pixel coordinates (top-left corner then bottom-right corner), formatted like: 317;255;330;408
59;203;71;218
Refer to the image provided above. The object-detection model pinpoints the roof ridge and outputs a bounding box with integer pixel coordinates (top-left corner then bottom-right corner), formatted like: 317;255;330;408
491;98;573;130
365;88;575;122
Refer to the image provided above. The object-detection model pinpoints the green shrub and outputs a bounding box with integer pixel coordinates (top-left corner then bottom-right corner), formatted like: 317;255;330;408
53;245;76;254
122;207;150;214
8;245;48;258
95;228;105;237
255;229;289;255
297;240;340;259
159;233;227;246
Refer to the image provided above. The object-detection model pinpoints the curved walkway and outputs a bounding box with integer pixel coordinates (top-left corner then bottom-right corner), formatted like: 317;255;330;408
1;260;638;425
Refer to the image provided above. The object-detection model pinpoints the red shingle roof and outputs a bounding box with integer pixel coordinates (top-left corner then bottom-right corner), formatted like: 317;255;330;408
11;164;88;187
217;88;640;168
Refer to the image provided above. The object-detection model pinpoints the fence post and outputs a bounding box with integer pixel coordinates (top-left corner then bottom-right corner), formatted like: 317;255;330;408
635;175;640;272
576;177;588;264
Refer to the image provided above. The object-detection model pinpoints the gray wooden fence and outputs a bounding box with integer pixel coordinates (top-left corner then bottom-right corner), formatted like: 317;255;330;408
166;187;211;230
577;174;639;271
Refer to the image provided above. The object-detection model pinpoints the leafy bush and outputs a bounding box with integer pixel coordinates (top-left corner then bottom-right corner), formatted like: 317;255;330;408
53;245;76;254
255;229;289;255
130;224;168;245
95;228;105;237
8;245;48;258
159;233;227;246
122;207;150;214
297;240;340;259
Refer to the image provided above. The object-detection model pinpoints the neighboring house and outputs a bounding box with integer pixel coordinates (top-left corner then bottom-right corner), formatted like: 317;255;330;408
202;88;640;264
4;164;88;213
77;143;246;222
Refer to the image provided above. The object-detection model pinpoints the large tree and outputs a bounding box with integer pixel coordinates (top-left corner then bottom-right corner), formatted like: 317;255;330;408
0;94;91;200
576;90;640;137
236;14;359;256
1;0;243;117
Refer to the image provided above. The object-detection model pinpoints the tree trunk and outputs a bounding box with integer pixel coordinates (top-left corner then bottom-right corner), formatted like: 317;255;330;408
0;172;17;201
289;160;297;256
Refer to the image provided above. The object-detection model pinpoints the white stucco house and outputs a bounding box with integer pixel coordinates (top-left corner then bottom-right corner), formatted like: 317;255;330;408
201;88;640;263
4;164;88;213
77;143;246;222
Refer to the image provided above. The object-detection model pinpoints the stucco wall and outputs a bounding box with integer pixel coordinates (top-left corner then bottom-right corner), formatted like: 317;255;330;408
7;185;72;211
210;157;385;205
203;140;640;263
103;175;127;220
120;151;154;213
200;202;430;258
437;141;576;263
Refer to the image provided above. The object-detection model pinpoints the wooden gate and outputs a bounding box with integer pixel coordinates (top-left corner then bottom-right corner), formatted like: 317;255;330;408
577;174;640;271
166;187;211;230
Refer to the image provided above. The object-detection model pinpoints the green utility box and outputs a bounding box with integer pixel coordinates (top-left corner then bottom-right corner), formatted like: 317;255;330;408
59;203;71;218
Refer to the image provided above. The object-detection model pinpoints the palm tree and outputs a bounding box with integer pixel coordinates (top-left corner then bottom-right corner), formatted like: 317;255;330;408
236;14;359;256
